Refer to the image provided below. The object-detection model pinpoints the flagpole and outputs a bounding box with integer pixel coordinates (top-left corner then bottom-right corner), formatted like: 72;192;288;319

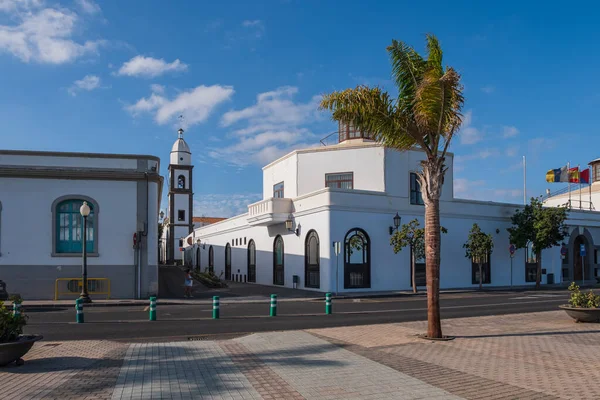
568;161;571;208
590;166;593;210
579;164;582;210
523;155;527;205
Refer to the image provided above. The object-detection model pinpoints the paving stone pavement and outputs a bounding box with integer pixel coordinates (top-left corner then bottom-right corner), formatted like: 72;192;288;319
2;311;599;399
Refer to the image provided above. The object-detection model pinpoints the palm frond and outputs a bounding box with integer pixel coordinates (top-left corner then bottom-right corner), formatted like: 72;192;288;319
387;40;425;109
425;34;443;76
320;86;420;151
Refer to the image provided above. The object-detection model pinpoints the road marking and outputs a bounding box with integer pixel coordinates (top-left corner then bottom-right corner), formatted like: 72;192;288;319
27;298;566;324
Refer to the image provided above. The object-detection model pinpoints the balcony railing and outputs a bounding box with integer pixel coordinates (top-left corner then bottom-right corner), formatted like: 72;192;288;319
247;197;294;226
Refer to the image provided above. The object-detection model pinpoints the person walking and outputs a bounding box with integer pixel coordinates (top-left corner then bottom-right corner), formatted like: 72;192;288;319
184;269;193;298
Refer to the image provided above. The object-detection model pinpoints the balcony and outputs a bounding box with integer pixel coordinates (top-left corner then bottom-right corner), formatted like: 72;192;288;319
247;198;294;226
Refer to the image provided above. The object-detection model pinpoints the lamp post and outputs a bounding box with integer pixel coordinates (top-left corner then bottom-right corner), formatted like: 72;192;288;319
79;201;92;304
389;212;401;235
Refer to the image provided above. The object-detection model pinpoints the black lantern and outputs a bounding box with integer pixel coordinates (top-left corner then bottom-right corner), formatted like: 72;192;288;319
389;212;401;235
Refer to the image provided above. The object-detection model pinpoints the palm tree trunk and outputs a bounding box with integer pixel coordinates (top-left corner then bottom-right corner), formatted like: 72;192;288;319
536;250;542;290
424;188;442;338
411;247;417;294
479;263;483;290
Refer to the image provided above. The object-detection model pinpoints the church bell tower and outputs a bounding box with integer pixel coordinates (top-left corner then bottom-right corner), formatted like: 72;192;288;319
167;128;194;264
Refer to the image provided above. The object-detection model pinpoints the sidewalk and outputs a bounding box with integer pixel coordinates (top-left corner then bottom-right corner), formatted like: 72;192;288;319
2;310;599;399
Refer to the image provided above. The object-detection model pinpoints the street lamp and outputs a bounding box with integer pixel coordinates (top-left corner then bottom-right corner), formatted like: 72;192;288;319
79;201;92;304
285;216;300;236
159;210;165;220
389;212;401;235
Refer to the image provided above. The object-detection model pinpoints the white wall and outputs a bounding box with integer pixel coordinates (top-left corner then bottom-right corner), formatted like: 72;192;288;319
191;210;331;292
262;153;297;199
173;194;190;224
0;177;137;266
297;146;386;196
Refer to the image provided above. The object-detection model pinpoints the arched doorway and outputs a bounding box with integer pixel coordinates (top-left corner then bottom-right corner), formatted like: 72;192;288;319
208;246;214;274
573;236;590;281
225;243;232;280
273;235;284;285
344;228;370;288
247;240;256;283
196;247;200;270
305;230;320;288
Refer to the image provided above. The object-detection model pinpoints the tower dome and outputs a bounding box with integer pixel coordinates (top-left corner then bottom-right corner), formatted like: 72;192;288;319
170;128;191;165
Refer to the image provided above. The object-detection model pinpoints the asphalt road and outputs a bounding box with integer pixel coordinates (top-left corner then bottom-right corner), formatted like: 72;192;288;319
23;290;569;342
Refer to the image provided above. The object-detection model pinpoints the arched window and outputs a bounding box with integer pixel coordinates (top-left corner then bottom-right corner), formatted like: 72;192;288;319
177;175;185;189
525;241;537;282
273;235;284;285
247;240;256;283
196;247;200;271
52;196;98;255
344;228;370;288
208;246;214;274
225;243;232;280
305;230;320;288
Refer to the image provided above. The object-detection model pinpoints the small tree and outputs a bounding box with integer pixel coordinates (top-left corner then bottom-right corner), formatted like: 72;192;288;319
463;224;494;290
391;219;447;293
507;197;568;289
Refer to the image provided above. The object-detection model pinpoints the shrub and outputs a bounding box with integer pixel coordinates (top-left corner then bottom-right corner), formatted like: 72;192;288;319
0;301;27;343
568;282;600;308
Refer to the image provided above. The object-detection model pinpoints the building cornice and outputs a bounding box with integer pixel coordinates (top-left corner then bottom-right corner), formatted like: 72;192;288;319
0;149;160;162
0;165;162;182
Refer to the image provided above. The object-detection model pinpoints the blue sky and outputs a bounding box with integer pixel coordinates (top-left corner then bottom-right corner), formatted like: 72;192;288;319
2;0;599;217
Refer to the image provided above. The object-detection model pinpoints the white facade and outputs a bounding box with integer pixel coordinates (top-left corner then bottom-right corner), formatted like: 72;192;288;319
0;150;162;299
185;135;600;293
160;129;194;264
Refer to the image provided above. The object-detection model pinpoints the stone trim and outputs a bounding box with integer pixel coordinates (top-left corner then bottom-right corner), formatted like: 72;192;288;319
0;166;162;182
0;149;160;162
51;195;100;256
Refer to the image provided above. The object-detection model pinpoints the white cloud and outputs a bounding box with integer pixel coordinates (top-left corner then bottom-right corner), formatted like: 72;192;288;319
193;194;262;218
0;4;104;64
0;0;42;12
126;84;234;127
213;86;322;166
117;56;188;78
481;85;495;94
241;19;265;38
455;178;522;202
150;83;165;94
459;110;482;145
68;74;100;95
505;146;518;157
503;126;519;138
76;0;100;14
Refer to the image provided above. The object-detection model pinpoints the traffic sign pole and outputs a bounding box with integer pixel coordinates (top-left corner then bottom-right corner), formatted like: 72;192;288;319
509;244;516;288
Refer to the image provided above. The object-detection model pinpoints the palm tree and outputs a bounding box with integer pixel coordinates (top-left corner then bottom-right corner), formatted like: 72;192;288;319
320;34;464;338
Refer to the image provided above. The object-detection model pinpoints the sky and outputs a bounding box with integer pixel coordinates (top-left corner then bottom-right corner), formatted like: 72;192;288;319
2;0;600;217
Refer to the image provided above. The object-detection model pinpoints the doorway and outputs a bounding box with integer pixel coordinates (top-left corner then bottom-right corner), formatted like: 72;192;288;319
573;236;588;281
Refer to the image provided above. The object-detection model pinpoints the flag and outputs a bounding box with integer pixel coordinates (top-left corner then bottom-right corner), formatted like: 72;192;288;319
569;167;580;183
546;166;568;183
581;168;590;184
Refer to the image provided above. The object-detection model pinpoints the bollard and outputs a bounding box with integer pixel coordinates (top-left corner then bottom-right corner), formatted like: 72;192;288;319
12;302;21;317
270;294;277;317
325;293;332;315
149;296;157;321
75;298;84;323
212;296;220;319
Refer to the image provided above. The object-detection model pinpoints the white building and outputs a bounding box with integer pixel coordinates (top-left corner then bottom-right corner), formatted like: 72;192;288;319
183;123;600;293
0;150;162;299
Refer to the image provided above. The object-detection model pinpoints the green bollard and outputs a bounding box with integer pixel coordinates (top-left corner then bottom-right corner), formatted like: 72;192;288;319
270;294;277;317
12;302;21;317
212;296;220;319
149;296;157;321
75;298;84;323
325;293;332;315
